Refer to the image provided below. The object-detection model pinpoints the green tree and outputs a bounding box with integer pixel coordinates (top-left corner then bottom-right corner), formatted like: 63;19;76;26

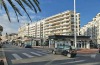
0;0;41;22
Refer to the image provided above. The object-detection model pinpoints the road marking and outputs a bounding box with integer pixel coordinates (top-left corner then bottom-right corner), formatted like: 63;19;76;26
12;54;22;60
54;60;85;65
2;48;8;65
36;51;46;54
67;60;85;63
22;53;34;58
91;54;96;58
30;52;42;56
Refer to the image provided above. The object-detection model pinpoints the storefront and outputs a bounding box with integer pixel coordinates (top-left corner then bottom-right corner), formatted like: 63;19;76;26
48;35;91;49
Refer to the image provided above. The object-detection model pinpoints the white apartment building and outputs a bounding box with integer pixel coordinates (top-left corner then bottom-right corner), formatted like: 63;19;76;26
36;21;43;38
34;20;44;46
44;10;80;38
18;10;80;46
18;24;28;38
18;20;44;46
28;22;37;37
80;13;100;45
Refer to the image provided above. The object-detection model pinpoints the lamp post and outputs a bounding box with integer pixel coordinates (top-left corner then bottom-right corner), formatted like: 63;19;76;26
74;0;77;48
27;23;30;45
27;23;29;37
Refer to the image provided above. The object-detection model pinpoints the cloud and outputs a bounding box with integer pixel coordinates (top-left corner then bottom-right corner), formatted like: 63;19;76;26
0;1;44;35
0;13;29;35
0;11;43;35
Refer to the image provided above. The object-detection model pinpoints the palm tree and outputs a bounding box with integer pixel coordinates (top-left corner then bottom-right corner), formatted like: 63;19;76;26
0;0;41;22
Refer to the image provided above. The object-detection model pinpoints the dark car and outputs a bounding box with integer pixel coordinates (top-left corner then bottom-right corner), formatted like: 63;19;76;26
25;44;32;48
52;45;77;58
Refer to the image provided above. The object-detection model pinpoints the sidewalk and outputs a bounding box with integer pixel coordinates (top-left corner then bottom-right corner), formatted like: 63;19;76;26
33;46;99;54
0;48;8;65
77;49;99;54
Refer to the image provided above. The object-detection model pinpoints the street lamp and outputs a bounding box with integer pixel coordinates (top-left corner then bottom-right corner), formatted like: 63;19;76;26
74;0;77;48
27;23;30;37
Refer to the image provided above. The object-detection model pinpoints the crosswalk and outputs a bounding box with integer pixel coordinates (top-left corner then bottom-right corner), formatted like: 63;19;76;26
22;53;34;58
11;51;50;60
12;54;22;60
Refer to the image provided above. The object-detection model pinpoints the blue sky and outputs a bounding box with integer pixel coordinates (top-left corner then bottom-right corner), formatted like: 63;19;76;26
38;0;100;27
0;0;100;34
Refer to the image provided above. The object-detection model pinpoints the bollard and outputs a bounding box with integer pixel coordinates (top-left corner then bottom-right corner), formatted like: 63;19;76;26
0;60;4;65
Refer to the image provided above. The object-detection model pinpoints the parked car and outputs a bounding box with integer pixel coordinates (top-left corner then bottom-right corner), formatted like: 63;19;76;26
52;45;77;58
25;44;32;48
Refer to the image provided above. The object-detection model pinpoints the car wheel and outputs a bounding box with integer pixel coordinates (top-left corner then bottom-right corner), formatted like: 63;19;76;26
53;51;56;55
67;53;72;58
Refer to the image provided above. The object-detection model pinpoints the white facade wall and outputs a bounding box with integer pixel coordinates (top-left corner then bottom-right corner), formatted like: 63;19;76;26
44;10;80;38
80;13;100;44
18;10;80;42
18;24;27;38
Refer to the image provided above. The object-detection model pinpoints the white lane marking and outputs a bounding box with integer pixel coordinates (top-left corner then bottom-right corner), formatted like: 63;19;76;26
67;60;85;63
30;52;42;56
36;51;46;54
22;53;34;58
91;54;96;58
12;54;22;60
56;60;85;65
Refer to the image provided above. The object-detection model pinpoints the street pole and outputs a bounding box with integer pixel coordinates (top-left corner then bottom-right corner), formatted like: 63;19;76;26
28;23;29;37
74;0;77;48
28;23;30;45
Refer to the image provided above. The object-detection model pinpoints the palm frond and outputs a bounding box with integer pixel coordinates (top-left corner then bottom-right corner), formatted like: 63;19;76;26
0;0;41;22
8;0;22;16
33;0;41;12
15;0;32;22
28;0;37;13
22;0;33;11
2;0;11;22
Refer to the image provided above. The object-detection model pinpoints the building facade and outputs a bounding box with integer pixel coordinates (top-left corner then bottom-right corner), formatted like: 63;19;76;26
18;24;28;38
80;13;100;45
18;10;80;46
44;11;80;39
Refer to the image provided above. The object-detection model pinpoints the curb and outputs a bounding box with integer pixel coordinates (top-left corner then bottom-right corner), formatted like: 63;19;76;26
33;47;99;54
0;48;8;65
77;49;99;54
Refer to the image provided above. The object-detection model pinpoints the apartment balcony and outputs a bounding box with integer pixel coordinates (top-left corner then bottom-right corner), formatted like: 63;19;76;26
60;23;70;26
45;18;64;24
45;15;70;24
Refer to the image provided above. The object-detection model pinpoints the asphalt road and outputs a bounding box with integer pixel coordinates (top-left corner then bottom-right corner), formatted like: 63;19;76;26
3;44;100;65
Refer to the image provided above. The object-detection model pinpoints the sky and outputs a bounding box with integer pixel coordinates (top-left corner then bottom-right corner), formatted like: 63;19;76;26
0;0;100;35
